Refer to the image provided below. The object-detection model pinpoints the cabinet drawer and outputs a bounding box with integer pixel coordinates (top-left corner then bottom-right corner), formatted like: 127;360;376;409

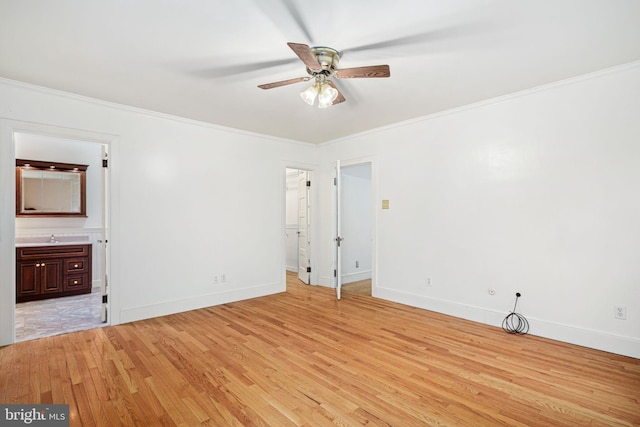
17;244;91;260
65;258;89;274
64;274;89;292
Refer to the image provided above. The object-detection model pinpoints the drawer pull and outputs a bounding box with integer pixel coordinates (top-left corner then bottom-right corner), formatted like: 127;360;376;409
73;280;79;284
36;263;40;267
74;264;79;268
41;263;45;266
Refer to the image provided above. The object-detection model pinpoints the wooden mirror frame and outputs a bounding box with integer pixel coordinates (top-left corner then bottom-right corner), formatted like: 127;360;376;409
16;159;88;217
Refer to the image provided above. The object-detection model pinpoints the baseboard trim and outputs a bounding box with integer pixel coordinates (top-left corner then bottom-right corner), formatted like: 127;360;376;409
375;286;640;359
341;270;372;284
119;281;283;324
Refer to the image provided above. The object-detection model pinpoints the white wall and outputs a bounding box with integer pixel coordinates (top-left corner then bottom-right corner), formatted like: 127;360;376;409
0;79;315;345
317;63;640;358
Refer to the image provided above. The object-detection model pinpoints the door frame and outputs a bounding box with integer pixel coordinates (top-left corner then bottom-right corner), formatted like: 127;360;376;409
333;157;377;299
0;119;119;345
296;170;311;284
282;161;318;288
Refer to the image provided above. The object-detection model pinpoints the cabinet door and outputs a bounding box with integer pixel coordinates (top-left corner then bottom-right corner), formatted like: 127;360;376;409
17;261;39;299
40;260;63;294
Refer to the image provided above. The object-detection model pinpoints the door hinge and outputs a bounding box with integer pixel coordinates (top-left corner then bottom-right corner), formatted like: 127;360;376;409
334;177;337;185
334;269;337;277
306;180;311;187
306;266;311;273
102;295;108;304
102;159;108;168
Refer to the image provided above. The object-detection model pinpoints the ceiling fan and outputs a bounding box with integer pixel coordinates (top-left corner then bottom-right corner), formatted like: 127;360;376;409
258;42;390;108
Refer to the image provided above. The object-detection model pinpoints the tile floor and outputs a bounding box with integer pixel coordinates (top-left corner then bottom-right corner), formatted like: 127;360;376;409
15;290;105;342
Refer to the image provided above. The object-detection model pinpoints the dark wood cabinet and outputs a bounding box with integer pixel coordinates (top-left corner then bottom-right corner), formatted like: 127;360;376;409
17;259;63;299
16;244;92;303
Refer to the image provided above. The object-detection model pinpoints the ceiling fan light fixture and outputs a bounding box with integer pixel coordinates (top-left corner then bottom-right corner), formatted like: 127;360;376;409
259;42;390;108
317;83;338;108
300;84;319;105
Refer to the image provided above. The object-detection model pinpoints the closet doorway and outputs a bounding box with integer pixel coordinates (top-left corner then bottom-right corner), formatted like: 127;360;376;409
14;132;110;341
285;168;312;285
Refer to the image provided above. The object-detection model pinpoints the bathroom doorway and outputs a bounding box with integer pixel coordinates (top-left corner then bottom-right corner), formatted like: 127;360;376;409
14;132;110;341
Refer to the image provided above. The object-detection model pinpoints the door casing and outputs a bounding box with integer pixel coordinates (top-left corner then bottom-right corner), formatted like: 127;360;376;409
0;119;118;345
333;158;377;300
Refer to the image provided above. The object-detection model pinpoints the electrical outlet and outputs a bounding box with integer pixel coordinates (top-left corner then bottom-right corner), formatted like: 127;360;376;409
221;273;226;283
614;306;627;320
355;260;359;268
213;275;219;284
426;277;432;287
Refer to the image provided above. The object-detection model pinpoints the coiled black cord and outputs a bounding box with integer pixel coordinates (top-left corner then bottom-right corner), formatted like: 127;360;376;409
502;292;529;335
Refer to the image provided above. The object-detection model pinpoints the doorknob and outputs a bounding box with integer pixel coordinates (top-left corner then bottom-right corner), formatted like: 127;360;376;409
336;236;343;247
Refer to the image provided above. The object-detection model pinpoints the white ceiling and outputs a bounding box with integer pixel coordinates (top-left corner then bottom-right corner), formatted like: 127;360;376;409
1;0;639;144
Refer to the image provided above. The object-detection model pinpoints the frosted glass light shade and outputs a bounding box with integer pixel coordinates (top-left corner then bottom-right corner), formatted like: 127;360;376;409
317;84;338;108
300;84;319;105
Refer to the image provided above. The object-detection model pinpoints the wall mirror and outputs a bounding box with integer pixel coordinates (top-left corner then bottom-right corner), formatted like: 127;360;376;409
16;159;88;217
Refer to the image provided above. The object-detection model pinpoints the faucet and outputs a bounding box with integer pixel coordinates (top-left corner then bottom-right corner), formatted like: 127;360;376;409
49;234;56;243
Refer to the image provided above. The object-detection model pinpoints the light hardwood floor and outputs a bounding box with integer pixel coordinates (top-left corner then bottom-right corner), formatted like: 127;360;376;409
1;272;638;426
341;279;371;296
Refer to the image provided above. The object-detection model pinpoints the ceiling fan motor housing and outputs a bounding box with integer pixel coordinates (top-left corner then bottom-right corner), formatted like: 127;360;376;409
309;47;340;74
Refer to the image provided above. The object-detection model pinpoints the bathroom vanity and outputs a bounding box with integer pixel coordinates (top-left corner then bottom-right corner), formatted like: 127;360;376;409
16;242;92;303
14;158;94;303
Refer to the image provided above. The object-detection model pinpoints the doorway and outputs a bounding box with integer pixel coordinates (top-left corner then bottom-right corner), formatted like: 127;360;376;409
285;168;312;285
14;132;109;341
337;162;373;297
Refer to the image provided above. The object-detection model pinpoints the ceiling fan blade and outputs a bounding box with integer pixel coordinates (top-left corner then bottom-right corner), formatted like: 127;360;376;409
200;58;299;78
334;65;390;79
341;27;468;54
327;81;345;105
258;76;309;90
287;42;322;71
282;0;314;43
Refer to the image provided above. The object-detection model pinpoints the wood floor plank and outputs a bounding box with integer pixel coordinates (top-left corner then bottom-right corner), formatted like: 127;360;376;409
1;272;639;426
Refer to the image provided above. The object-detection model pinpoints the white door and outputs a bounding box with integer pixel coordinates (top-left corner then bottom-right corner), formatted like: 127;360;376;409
297;171;310;284
334;161;343;300
100;146;109;323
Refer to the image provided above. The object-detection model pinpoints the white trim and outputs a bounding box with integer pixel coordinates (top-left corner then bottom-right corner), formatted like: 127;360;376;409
322;60;640;148
341;270;372;284
0;77;313;147
375;286;640;359
0;120;17;346
120;281;281;324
